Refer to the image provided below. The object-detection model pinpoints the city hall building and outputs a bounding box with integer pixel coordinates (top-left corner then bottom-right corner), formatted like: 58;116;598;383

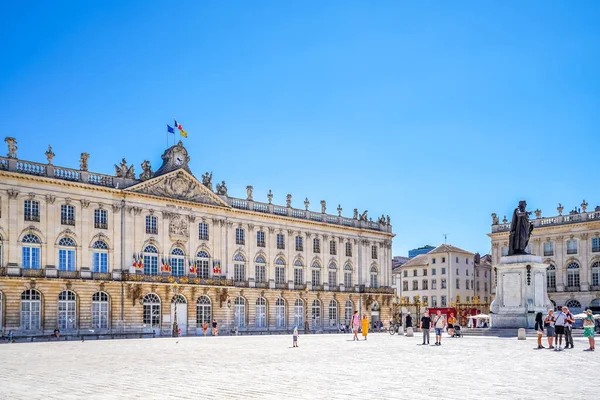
0;137;394;336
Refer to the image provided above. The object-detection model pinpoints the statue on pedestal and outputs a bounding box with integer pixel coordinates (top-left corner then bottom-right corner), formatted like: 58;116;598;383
508;200;534;256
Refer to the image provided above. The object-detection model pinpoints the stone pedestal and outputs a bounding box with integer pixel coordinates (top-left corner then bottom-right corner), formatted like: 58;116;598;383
490;255;552;329
406;327;414;337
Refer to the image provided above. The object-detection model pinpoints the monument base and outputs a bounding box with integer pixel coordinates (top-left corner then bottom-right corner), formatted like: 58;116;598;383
490;255;552;329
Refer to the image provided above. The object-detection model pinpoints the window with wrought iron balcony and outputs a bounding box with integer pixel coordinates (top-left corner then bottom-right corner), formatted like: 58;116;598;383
24;213;40;222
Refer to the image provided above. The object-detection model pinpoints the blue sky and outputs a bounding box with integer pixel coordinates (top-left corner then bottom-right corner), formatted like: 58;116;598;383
1;1;599;257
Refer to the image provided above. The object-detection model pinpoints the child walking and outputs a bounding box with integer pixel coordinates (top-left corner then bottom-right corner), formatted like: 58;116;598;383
293;325;299;347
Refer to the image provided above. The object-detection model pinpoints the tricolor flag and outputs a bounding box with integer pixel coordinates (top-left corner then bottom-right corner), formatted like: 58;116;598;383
174;118;188;138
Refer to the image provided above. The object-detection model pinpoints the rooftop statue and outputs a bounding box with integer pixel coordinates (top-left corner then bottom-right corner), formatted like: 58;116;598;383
5;137;17;158
508;200;534;256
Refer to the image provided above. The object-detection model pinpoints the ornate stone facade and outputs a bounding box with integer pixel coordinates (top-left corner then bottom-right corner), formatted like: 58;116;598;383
0;138;394;336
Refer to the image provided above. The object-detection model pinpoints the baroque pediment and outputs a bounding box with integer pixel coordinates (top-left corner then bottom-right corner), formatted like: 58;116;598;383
125;170;230;208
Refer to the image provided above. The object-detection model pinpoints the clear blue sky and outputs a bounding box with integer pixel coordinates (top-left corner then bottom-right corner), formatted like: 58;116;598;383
1;1;599;257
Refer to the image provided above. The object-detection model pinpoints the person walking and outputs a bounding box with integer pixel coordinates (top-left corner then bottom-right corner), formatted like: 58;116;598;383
554;307;568;351
292;325;299;348
420;311;432;345
563;306;574;349
361;314;370;341
202;321;208;337
351;311;360;341
583;309;596;352
534;312;545;349
7;330;13;343
447;313;457;337
433;310;446;346
544;310;555;349
212;319;218;336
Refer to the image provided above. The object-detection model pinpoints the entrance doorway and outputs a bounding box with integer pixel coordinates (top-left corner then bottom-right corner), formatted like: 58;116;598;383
171;295;187;335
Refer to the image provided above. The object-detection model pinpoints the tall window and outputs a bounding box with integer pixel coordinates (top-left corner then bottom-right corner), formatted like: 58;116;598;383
476;281;480;291
431;296;437;307
92;292;109;329
370;266;379;288
22;233;41;269
442;268;446;275
198;223;209;240
403;281;409;291
593;238;600;253
313;238;321;253
543;242;554;257
328;300;338;327
441;296;447;307
422;279;428;290
567;262;580;287
484;282;488;292
328;263;337;287
20;290;41;330
413;270;418;277
311;261;321;286
295;236;303;251
311;299;321;327
196;296;212;325
412;280;418;290
292;260;304;286
233;253;246;281
94;209;107;229
330;240;337;255
547;265;556;289
145;215;157;234
0;236;2;269
345;300;353;325
344;264;352;287
255;298;267;328
441;279;447;289
466;280;470;290
61;204;75;225
58;237;76;271
143;293;161;329
431;279;437;290
171;248;185;277
346;242;352;257
92;240;108;273
275;257;286;285
257;231;265;247
255;256;266;283
234;297;246;328
276;233;285;250
58;290;77;330
592;262;600;287
143;245;159;275
294;299;304;327
197;251;210;279
567;239;578;255
423;269;428;276
236;228;245;245
456;278;460;290
275;298;286;328
432;268;436;275
24;199;40;221
371;245;378;259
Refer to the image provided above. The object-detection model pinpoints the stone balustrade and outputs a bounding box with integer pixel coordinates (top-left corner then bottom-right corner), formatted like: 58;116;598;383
492;211;600;233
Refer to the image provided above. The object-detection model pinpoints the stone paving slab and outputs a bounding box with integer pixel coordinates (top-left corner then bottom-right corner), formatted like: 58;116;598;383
0;333;598;399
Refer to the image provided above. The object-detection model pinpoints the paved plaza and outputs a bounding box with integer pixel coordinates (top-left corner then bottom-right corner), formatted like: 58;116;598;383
1;332;599;399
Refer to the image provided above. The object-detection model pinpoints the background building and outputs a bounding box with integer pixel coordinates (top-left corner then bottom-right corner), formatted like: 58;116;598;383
0;137;395;336
490;202;600;314
408;245;435;259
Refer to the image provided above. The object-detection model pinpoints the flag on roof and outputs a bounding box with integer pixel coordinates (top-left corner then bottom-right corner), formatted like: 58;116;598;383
167;124;175;134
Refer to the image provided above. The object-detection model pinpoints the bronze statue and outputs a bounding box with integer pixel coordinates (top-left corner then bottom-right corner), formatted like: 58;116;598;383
508;200;534;256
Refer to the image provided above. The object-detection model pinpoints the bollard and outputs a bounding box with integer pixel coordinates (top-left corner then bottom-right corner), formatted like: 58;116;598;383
406;327;414;337
517;328;526;340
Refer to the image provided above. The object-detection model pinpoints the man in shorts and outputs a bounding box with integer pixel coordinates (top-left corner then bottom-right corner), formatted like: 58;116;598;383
433;310;447;346
554;307;567;351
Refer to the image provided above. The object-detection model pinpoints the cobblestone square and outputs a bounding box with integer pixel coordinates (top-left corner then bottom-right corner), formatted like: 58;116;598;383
1;333;598;399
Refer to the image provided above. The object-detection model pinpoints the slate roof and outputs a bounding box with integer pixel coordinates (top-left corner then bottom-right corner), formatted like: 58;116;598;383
428;244;474;255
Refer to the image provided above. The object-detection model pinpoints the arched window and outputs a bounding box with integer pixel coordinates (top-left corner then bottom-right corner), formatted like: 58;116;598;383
234;297;246;328
547;265;556;289
275;298;286;328
22;233;41;270
567;262;580;288
275;257;286;285
58;237;77;271
143;245;159;275
565;299;581;309
344;264;353;288
196;250;210;279
92;292;109;329
196;296;212;325
143;293;161;329
311;261;321;286
21;289;41;330
256;297;267;328
293;260;304;286
233;253;246;282
0;236;3;268
311;299;321;327
328;263;337;287
328;299;338;327
58;290;77;330
344;300;354;325
255;255;266;283
92;240;109;273
592;262;600;287
171;248;185;277
370;266;379;288
294;299;304;327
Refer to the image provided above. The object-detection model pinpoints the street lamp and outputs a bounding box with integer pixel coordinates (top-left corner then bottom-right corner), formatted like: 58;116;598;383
172;283;179;338
304;287;309;334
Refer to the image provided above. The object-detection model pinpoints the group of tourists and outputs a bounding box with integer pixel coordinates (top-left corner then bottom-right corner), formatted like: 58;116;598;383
200;319;219;336
535;307;596;351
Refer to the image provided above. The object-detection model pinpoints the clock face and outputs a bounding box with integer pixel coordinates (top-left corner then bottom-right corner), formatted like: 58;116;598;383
173;151;184;166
